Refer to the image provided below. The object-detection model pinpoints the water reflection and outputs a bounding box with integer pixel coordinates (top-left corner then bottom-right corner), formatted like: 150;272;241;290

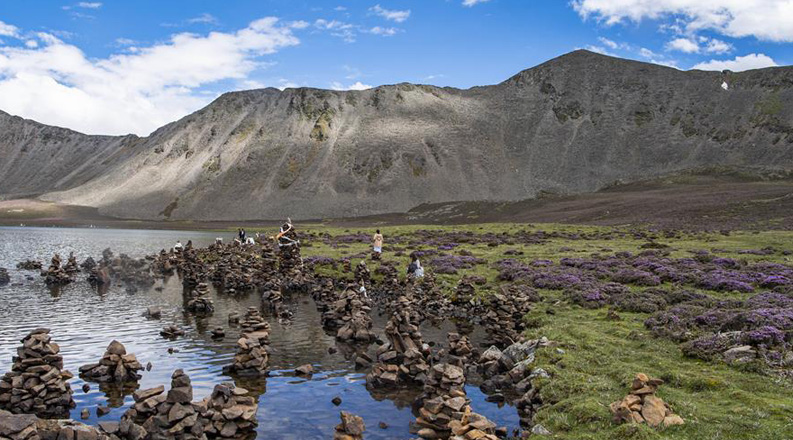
0;226;520;439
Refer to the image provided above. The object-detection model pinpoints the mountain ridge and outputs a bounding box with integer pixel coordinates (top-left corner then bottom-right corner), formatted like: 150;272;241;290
1;50;792;221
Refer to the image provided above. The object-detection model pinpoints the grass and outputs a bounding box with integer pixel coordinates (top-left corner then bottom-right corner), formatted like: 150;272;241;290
236;222;793;439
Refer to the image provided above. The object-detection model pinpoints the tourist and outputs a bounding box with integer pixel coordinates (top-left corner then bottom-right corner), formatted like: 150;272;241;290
238;228;246;242
372;229;384;259
173;241;184;253
407;254;424;279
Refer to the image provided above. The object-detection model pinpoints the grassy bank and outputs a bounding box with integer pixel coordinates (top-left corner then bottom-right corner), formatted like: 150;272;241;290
292;223;793;439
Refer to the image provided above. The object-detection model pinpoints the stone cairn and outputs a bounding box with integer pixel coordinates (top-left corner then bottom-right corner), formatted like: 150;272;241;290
353;261;370;287
277;223;302;277
222;308;271;377
119;369;199;439
366;307;430;388
610;373;684;428
482;287;534;348
0;410;112;440
333;411;365;440
311;278;338;312
412;363;498;440
185;283;214;314
0;268;9;286
447;333;474;366
0;329;75;418
198;383;258;438
63;253;79;275
322;287;376;343
16;261;42;271
78;341;143;383
43;254;71;286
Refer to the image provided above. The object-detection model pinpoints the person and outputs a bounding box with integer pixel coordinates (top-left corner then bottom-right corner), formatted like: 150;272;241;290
245;237;255;245
372;229;384;259
407;254;424;279
173;240;184;253
238;228;246;242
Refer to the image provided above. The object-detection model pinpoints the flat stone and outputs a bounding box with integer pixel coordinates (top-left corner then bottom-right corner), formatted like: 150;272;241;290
641;395;666;427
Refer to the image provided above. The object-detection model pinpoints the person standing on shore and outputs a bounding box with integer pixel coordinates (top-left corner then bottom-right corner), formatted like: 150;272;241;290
372;229;384;260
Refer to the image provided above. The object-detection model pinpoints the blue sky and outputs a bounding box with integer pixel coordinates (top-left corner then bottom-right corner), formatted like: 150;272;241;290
0;0;790;135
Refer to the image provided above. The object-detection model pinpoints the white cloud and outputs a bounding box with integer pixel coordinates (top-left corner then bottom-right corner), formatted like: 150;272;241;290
370;5;410;23
598;37;619;49
314;19;357;42
24;40;38;48
334;6;347;11
666;37;699;53
584;44;616;56
705;38;732;53
0;20;19;38
331;81;372;90
692;53;778;71
77;2;102;8
0;17;301;135
462;0;491;6
573;0;793;42
368;26;399;36
289;20;310;29
187;13;218;24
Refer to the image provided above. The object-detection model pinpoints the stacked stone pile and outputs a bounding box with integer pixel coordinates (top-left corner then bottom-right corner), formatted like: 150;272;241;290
0;329;75;418
0;410;113;440
366;308;430;387
453;279;476;305
223;308;271;377
354;261;370;286
16;261;41;271
78;341;143;383
333;412;365;440
277;226;302;276
185;283;214;314
119;369;199;439
310;279;338;312
43;254;71;286
88;267;111;286
323;287;375;343
198;383;258;438
63;253;79;275
0;269;9;286
609;374;684;428
412;363;499;440
482;287;534;348
447;333;474;366
80;257;97;271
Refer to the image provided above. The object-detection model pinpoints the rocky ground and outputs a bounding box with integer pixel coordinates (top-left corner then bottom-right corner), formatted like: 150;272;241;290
1;222;793;439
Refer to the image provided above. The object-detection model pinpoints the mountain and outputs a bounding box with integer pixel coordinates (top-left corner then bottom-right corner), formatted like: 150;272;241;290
1;50;792;221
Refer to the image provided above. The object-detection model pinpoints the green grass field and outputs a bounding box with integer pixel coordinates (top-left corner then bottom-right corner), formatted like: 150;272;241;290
250;223;793;439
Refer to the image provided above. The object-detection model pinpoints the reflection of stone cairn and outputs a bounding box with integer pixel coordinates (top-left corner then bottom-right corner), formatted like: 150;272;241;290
199;383;259;438
223;308;271;376
78;340;143;383
333;411;365;440
0;329;76;418
63;252;79;274
43;254;72;286
412;363;498;440
186;283;214;314
120;369;198;438
610;373;684;428
367;307;430;388
87;267;111;286
277;224;302;276
354;261;370;286
447;332;473;366
0;268;9;286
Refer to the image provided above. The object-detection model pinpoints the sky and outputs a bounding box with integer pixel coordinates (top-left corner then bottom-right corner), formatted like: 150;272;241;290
0;0;791;136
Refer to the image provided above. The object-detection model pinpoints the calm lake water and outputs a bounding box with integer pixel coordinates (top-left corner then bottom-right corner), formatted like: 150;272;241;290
0;226;520;439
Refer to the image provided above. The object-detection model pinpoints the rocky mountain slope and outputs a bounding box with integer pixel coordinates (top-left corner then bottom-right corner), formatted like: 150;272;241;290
1;50;792;220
